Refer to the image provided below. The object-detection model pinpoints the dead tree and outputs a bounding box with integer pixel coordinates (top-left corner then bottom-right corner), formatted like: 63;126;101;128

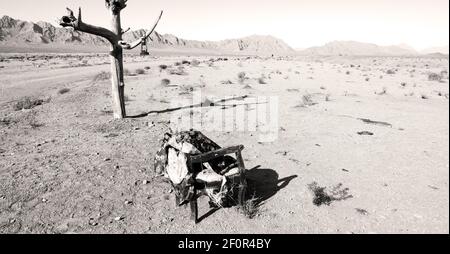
59;0;163;119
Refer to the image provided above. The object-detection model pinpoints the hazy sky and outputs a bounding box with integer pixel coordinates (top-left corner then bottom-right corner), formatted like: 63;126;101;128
1;0;448;49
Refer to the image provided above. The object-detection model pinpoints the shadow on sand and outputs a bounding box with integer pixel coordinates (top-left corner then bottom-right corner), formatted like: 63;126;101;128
245;166;298;207
196;166;297;222
126;95;268;118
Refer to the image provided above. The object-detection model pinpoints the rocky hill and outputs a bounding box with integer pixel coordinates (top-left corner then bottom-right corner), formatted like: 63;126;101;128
0;15;295;55
298;40;419;56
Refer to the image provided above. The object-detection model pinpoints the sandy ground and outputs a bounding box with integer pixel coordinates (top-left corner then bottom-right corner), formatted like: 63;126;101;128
0;52;448;234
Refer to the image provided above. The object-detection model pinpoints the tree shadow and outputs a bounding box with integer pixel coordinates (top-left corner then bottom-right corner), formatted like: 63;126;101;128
245;166;298;207
195;166;297;223
126;95;267;118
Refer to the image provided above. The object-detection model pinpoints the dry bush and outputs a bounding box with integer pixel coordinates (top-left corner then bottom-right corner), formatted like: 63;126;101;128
302;94;316;106
238;72;247;84
13;97;45;111
135;68;145;75
168;67;188;76
221;80;233;85
159;64;168;71
191;59;201;67
161;79;171;86
179;85;195;95
240;194;259;219
428;73;443;82
376;87;387;95
58;88;70;94
386;69;396;75
296;93;317;107
93;71;111;82
23;111;44;129
0;117;13;127
258;76;267;84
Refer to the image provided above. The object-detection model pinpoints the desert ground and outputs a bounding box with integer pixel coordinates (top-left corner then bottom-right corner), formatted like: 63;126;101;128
0;51;448;234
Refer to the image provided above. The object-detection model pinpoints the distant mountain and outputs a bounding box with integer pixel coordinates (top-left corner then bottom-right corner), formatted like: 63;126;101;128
420;46;449;55
0;15;295;55
298;41;418;56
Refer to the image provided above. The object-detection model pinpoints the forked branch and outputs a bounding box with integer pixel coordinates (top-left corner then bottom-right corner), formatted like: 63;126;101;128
59;7;118;44
118;10;164;50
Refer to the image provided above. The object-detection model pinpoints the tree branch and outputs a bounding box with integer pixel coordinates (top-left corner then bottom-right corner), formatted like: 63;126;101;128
118;10;163;50
59;7;118;44
121;27;131;35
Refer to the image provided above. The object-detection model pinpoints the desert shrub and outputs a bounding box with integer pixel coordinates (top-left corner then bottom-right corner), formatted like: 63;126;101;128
58;88;70;94
159;64;168;71
191;59;201;67
13;97;45;111
428;72;443;82
302;94;316;106
93;71;111;82
221;80;233;85
258;76;267;84
240;194;259;219
135;68;145;75
161;79;171;86
0;117;13;126
386;69;396;75
179;85;195;95
377;87;387;95
24;111;43;129
168;67;188;75
238;72;247;84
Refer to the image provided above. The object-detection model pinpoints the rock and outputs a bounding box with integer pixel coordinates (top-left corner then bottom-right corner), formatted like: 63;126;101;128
88;218;98;226
104;158;111;162
357;131;374;136
143;180;149;185
114;216;124;221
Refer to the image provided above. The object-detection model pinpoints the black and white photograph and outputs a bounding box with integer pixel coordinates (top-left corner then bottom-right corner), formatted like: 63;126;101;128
0;0;448;239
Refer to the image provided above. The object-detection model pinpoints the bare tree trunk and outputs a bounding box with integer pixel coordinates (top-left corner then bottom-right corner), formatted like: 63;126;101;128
109;12;126;119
